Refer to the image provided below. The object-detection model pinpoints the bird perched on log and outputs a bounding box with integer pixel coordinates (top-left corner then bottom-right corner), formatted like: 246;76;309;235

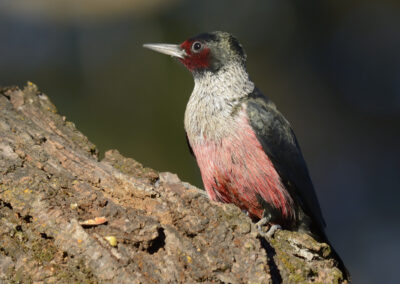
144;31;349;280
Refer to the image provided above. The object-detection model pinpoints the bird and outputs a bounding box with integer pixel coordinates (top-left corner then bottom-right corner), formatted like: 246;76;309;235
143;31;349;279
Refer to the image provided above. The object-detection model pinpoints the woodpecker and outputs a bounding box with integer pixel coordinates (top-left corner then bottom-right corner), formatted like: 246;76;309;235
144;31;349;279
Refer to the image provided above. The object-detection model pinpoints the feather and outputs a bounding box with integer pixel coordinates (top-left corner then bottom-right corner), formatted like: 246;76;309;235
246;87;326;233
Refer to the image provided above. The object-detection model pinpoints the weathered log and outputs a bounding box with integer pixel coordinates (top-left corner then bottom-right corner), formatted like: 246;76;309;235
0;83;347;283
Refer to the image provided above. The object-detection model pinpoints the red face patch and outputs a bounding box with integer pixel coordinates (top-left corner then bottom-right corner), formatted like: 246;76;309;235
179;40;211;71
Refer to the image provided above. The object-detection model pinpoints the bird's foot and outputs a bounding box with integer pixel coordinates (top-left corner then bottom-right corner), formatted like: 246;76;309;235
265;224;281;238
255;210;281;238
256;223;281;238
255;216;269;232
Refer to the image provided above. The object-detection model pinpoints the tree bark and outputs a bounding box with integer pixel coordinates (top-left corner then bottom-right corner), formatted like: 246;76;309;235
0;83;347;283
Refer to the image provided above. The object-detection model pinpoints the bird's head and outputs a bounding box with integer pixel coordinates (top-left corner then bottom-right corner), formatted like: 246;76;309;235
143;31;247;74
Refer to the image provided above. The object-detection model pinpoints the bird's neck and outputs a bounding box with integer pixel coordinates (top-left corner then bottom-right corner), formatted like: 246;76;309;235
193;62;254;100
185;63;255;143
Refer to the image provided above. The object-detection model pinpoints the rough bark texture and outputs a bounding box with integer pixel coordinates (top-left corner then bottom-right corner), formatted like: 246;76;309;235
0;83;347;283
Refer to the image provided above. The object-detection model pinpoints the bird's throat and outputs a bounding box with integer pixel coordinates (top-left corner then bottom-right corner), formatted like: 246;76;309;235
185;63;254;143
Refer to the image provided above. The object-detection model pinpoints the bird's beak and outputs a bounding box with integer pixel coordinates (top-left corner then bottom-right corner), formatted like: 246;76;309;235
143;43;186;59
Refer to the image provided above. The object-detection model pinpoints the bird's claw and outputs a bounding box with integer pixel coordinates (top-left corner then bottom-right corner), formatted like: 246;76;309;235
255;216;268;231
265;224;281;238
256;221;281;238
254;210;281;238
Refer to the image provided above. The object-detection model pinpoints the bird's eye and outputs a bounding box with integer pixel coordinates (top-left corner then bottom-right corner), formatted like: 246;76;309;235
192;41;203;52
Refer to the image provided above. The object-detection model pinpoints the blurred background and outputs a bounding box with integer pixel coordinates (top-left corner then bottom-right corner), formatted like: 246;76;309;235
1;0;399;282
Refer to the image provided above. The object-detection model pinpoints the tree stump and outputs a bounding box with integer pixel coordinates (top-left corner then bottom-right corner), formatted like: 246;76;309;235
0;83;347;283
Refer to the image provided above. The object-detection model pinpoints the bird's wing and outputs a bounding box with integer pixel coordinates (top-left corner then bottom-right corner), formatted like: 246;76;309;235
246;87;326;230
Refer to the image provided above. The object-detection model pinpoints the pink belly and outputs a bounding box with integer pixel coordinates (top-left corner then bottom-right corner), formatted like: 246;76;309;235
191;110;295;221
